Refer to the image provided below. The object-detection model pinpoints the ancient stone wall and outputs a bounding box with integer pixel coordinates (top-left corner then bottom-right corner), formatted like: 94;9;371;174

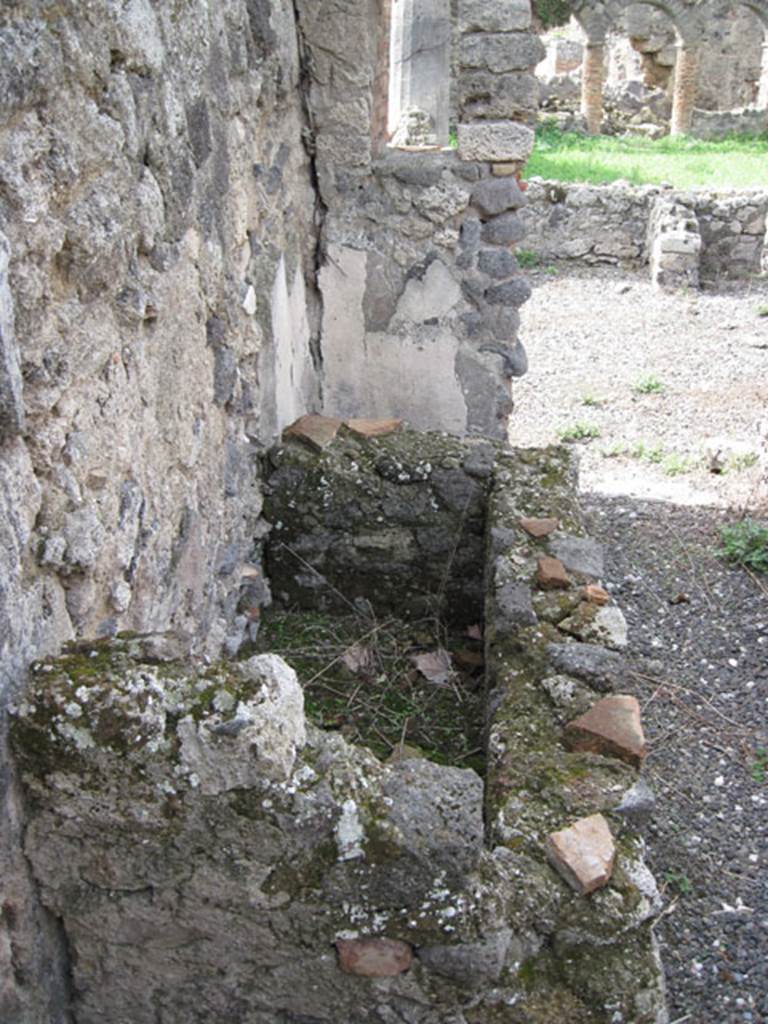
0;2;320;1018
302;0;543;441
518;179;768;280
9;429;667;1024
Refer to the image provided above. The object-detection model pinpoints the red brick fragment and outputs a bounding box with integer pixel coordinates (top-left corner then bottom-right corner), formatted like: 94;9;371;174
344;417;403;438
546;813;615;895
563;694;646;768
336;937;413;977
536;555;570;590
283;414;342;451
519;516;559;539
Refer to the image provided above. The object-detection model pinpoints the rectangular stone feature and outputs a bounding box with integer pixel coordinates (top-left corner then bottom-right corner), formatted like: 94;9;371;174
457;122;534;163
459;0;532;32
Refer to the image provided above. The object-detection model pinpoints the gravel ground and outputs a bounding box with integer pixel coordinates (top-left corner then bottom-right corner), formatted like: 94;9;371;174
512;265;768;511
512;266;768;1023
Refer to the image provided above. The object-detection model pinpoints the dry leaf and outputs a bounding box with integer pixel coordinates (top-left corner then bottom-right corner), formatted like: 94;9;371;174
411;649;455;687
342;644;374;675
465;624;482;640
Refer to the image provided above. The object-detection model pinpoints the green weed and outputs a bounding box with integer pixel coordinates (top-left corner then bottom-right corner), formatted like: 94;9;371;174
560;422;601;443
718;519;768;573
634;375;665;395
756;305;768;317
662;452;696;476
581;394;604;408
516;249;540;269
752;748;768;784
664;870;692;896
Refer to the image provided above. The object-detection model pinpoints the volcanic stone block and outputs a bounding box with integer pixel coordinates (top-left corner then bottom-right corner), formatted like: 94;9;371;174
481;212;526;245
472;177;527;216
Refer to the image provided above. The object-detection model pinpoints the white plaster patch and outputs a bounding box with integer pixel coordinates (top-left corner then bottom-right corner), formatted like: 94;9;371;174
335;798;365;861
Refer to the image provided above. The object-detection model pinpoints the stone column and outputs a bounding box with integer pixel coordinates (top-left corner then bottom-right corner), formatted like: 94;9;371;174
670;45;699;136
580;43;605;135
388;0;451;146
757;42;768;110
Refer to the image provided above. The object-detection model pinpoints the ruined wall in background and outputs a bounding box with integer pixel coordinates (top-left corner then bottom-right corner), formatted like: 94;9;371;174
0;2;319;1019
299;0;543;440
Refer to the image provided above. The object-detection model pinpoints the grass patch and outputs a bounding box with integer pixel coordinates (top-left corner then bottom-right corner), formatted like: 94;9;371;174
527;123;768;188
757;305;768;317
634;375;665;395
252;609;485;771
601;440;698;475
752;748;768;784
718;519;768;573
560;422;601;442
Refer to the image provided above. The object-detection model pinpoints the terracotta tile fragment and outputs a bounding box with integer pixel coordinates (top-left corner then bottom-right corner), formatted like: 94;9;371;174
283;414;341;451
344;417;403;438
583;584;610;605
519;516;559;539
536;555;570;590
336;937;413;977
545;813;615;895
563;694;646;768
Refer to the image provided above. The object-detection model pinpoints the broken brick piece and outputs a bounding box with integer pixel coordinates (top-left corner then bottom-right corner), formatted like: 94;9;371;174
546;813;615;895
536;555;570;590
283;414;342;451
583;584;610;606
563;694;646;768
519;516;559;539
344;417;403;438
336;937;413;977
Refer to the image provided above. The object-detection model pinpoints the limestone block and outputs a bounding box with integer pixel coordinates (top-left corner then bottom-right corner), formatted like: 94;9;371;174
546;813;616;895
563;694;646;768
460;70;540;121
460;33;545;74
178;654;306;792
548;535;604;578
336;938;413;977
459;0;532;32
560;603;629;650
0;232;24;442
658;231;701;255
457;122;535;163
